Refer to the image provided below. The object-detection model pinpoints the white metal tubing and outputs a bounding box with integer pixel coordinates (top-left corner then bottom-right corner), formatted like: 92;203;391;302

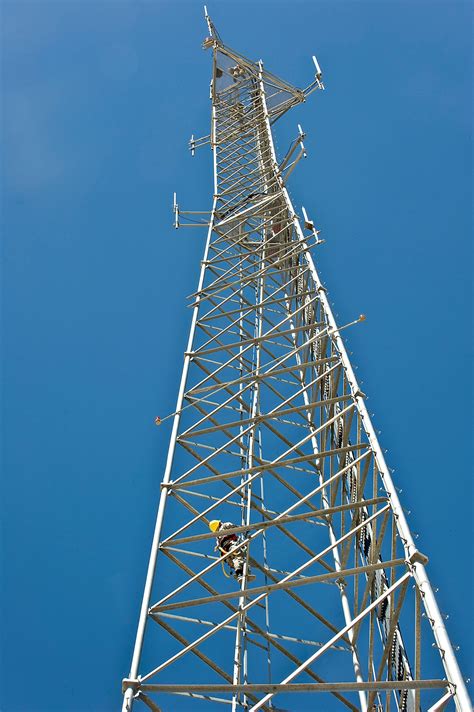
153;505;391;616
137;680;448;693
258;60;370;711
284;292;368;712
427;690;455;711
250;571;412;711
122;106;219;712
141;505;391;686
258;64;470;711
231;249;263;712
150;449;372;618
124;30;471;712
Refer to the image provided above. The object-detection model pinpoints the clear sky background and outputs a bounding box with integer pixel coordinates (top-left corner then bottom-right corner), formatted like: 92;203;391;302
1;1;472;711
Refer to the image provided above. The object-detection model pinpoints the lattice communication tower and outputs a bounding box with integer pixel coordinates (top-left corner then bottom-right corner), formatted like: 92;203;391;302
122;12;470;712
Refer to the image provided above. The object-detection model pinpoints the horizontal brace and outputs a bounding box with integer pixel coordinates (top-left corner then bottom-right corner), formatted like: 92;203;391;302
150;501;390;616
154;612;347;651
178;392;351;440
164;547;219;561
184;397;243;414
190;241;304;301
215;194;276;228
211;200;290;246
162;469;267;546
198;289;316;323
170;692;232;704
134;561;409;688
180;442;246;458
156;612;238;634
152;452;374;616
187;263;311;309
176;223;210;228
188;319;324;359
198;244;312;300
152;555;403;614
186;356;339;396
131;681;449;694
173;449;365;514
172;442;368;490
161;497;387;548
172;362;344;482
188;253;312;308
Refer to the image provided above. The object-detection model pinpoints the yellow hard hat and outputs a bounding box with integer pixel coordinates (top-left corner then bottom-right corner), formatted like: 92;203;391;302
209;519;221;532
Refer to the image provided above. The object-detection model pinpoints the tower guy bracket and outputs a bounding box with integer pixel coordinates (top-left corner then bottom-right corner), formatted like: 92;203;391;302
173;193;211;229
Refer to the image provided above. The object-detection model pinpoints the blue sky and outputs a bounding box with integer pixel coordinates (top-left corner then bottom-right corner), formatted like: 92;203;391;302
1;1;472;711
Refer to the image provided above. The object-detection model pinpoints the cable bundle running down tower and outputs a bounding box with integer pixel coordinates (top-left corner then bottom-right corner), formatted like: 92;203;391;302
122;13;470;712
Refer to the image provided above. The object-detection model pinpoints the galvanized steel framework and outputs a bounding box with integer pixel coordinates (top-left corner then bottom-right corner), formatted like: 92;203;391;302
122;13;470;712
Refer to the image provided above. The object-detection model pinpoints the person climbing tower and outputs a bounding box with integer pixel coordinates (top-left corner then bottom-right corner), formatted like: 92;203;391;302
208;520;255;584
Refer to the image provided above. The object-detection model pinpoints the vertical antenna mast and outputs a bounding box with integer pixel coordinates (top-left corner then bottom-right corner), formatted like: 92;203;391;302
122;12;470;712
